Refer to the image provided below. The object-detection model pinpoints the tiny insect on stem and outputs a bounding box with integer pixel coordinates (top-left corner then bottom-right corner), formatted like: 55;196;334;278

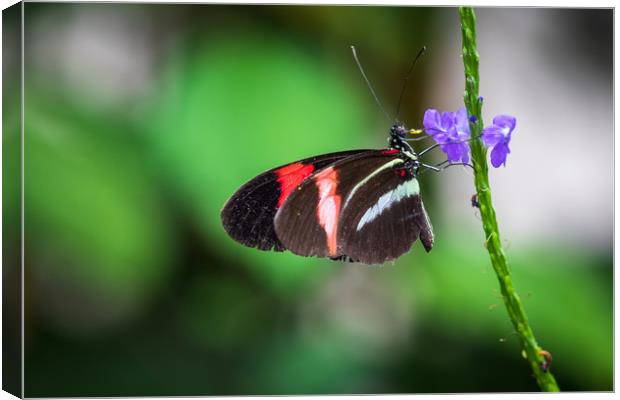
539;350;553;373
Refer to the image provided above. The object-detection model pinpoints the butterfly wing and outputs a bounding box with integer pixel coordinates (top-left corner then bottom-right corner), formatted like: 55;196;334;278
337;168;434;264
274;150;433;264
221;150;369;251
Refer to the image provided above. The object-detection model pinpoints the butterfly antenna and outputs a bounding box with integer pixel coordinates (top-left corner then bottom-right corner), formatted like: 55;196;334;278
395;45;426;121
351;46;392;123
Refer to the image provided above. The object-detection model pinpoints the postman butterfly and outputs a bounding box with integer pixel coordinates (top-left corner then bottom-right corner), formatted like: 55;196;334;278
221;46;446;265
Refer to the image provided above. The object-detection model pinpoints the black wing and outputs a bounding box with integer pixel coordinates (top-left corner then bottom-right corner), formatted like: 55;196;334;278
220;150;369;251
274;151;433;264
337;171;434;264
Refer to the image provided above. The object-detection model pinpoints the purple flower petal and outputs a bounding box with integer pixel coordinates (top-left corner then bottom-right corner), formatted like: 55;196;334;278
449;126;469;145
424;108;470;162
441;141;470;164
490;142;510;167
455;108;470;135
493;115;516;133
452;142;470;164
481;126;504;147
446;125;459;141
423;109;443;136
441;143;463;163
459;142;470;164
432;132;449;144
422;107;473;164
424;108;515;169
440;111;454;131
461;143;471;164
481;114;516;168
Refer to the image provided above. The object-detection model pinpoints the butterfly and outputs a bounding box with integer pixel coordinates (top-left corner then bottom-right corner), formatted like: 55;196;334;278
220;123;434;265
221;46;439;264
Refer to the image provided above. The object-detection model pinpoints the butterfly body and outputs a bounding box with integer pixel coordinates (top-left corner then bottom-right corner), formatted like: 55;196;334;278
221;124;434;265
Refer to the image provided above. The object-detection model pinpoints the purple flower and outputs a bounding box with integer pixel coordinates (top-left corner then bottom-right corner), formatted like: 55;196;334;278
423;107;471;163
481;115;516;168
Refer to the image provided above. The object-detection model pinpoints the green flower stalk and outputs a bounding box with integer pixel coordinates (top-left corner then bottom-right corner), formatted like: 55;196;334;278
458;7;560;392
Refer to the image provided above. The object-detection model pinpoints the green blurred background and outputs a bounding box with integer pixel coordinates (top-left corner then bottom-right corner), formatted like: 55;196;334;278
3;4;612;395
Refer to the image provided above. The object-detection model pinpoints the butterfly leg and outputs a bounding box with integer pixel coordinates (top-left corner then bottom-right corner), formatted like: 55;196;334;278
420;161;473;173
418;134;483;157
418;143;440;157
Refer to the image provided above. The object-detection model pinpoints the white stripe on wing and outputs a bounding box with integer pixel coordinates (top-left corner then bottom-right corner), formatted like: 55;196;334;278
356;179;420;231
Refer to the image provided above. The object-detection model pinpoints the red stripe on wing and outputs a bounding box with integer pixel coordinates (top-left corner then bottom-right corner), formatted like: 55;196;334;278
382;149;399;155
314;167;341;256
275;162;316;207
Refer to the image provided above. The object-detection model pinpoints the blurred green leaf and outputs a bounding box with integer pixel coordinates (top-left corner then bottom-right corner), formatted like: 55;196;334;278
176;274;270;351
25;96;176;333
243;332;377;394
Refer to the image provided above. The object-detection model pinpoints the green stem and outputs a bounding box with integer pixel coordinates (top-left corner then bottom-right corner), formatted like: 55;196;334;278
458;7;560;392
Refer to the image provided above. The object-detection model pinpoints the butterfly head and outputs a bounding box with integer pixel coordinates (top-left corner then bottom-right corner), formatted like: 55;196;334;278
388;123;415;154
389;123;408;138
